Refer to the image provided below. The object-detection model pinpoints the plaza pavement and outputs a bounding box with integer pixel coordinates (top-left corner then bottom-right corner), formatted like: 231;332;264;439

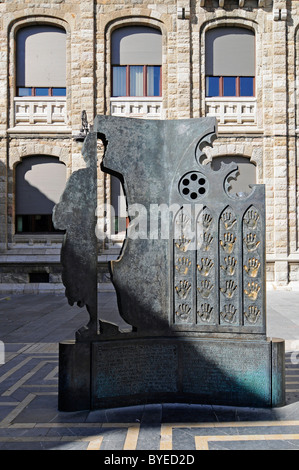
0;289;298;451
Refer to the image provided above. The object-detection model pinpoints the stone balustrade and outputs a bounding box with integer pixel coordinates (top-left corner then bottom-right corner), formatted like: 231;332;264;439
205;97;257;126
110;97;163;119
13;97;67;127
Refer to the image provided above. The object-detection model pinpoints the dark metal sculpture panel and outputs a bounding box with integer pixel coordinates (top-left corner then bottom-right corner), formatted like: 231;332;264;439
54;115;284;410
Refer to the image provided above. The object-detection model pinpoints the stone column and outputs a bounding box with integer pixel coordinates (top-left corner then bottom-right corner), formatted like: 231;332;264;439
176;0;192;118
0;5;7;252
272;1;289;286
0;139;7;252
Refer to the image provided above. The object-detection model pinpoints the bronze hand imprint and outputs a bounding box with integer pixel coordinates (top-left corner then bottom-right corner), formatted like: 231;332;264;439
197;280;214;298
220;232;236;254
220;280;237;299
220;256;237;276
197;258;214;276
175;280;191;299
244;257;260;278
244;281;260;300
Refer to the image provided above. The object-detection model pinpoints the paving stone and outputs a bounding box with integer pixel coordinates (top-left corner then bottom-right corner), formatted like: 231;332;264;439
0;292;298;449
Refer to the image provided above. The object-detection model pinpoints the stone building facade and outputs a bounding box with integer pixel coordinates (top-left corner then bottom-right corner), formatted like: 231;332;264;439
0;0;298;292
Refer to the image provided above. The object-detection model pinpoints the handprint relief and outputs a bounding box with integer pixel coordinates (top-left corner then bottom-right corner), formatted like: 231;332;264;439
202;213;213;229
175;235;191;252
175;280;191;299
175;257;191;275
244;233;261;252
176;304;191;321
200;232;213;251
244;258;260;278
197;280;214;298
176;212;190;229
220;232;236;254
220;256;237;276
221;211;237;230
220;280;237;299
198;303;213;322
244;305;261;324
197;258;214;276
244;210;260;230
220;304;237;323
244;282;260;300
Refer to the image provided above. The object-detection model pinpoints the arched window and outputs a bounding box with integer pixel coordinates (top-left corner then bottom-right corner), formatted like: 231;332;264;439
111;26;162;97
16;25;66;97
15;156;66;233
211;156;256;196
205;27;255;97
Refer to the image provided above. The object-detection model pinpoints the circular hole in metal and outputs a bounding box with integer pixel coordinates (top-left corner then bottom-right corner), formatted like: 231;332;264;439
198;178;206;185
198;187;206;194
190;192;198;199
183;188;190;195
182;179;190;186
191;173;198;181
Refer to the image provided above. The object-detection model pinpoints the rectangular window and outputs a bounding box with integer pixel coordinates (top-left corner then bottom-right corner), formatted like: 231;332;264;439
52;87;66;96
17;87;66;97
16;215;63;233
206;77;220;97
112;66;127;97
206;76;254;97
112;65;161;97
35;87;49;96
18;87;33;97
223;77;236;96
240;77;254;97
130;66;144;96
147;66;161;96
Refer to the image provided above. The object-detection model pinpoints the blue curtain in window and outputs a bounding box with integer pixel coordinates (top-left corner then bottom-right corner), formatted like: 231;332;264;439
112;66;127;97
130;66;143;96
147;66;160;96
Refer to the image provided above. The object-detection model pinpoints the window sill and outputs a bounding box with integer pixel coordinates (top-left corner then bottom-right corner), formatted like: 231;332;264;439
8;127;72;135
12;233;64;246
205;96;256;102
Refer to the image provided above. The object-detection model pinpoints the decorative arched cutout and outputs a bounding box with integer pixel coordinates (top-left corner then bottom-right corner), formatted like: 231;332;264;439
212;155;256;197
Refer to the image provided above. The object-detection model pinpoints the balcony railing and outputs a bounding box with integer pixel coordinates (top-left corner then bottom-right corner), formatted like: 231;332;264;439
205;97;257;127
13;97;68;128
110;97;163;119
